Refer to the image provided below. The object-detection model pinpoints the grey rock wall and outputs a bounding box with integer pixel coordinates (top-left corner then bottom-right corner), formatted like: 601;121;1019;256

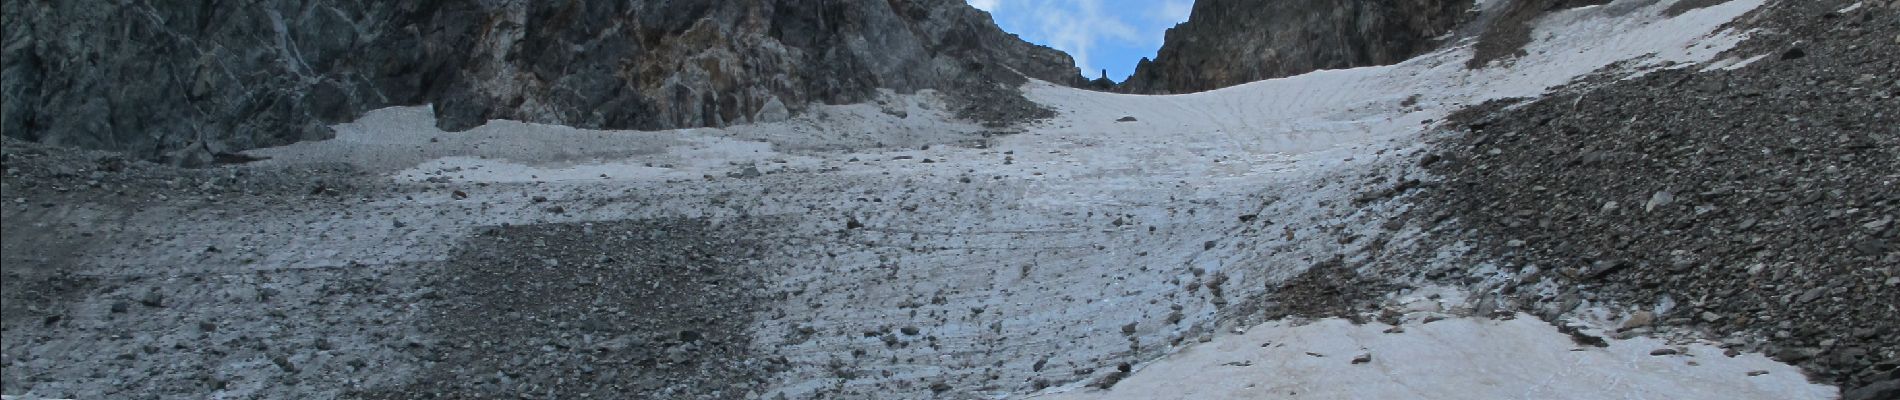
0;0;1082;165
1;1;453;165
1119;0;1473;94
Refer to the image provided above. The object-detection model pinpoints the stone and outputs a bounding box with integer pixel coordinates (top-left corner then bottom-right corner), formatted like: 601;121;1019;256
754;97;792;124
1853;240;1888;256
1796;287;1826;304
1582;259;1630;280
1777;348;1814;363
1568;331;1609;348
139;291;164;308
1473;295;1498;317
272;355;299;373
1781;47;1807;60
1351;353;1373;364
1619;311;1655;331
1700;311;1724;323
1645;191;1676;212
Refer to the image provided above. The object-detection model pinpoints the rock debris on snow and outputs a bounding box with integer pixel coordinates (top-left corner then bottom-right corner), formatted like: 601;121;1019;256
1;0;1884;399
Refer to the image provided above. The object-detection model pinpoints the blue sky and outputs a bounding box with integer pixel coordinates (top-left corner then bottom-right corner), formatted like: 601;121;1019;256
969;0;1195;82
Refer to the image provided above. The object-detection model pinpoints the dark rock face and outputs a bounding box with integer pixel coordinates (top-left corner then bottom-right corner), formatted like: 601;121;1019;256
1;0;1081;164
1119;0;1473;94
431;0;1083;132
1;1;453;165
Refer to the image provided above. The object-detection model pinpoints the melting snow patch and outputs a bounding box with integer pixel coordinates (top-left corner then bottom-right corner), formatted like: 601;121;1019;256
1703;53;1773;72
1037;315;1835;400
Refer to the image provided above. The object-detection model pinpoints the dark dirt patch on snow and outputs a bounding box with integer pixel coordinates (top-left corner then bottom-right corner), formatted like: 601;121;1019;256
1258;256;1404;323
351;218;779;399
1469;0;1618;68
943;66;1057;129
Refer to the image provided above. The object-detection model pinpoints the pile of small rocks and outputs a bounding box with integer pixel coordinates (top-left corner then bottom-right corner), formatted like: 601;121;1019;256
1416;0;1898;395
350;219;776;399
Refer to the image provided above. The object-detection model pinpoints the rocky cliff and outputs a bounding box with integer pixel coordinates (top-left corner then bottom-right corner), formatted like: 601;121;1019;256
0;1;447;165
1118;0;1473;94
0;0;1081;165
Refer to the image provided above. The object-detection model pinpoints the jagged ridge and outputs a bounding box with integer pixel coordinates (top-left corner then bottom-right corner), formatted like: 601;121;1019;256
1119;0;1472;94
0;0;1081;165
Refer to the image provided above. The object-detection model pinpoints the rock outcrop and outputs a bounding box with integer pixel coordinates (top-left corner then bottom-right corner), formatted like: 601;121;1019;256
0;0;1081;165
1119;0;1473;94
1;1;449;165
430;0;1082;133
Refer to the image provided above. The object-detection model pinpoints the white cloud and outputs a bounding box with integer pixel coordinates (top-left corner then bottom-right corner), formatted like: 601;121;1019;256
1022;0;1141;74
1152;0;1193;26
978;0;1187;78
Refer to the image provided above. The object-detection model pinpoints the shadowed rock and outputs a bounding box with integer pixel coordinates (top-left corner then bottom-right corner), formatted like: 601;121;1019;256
1119;0;1473;94
0;0;1082;165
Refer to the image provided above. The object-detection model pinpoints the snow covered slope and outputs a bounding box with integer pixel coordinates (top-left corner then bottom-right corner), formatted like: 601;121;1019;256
1039;315;1830;400
2;0;1836;399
